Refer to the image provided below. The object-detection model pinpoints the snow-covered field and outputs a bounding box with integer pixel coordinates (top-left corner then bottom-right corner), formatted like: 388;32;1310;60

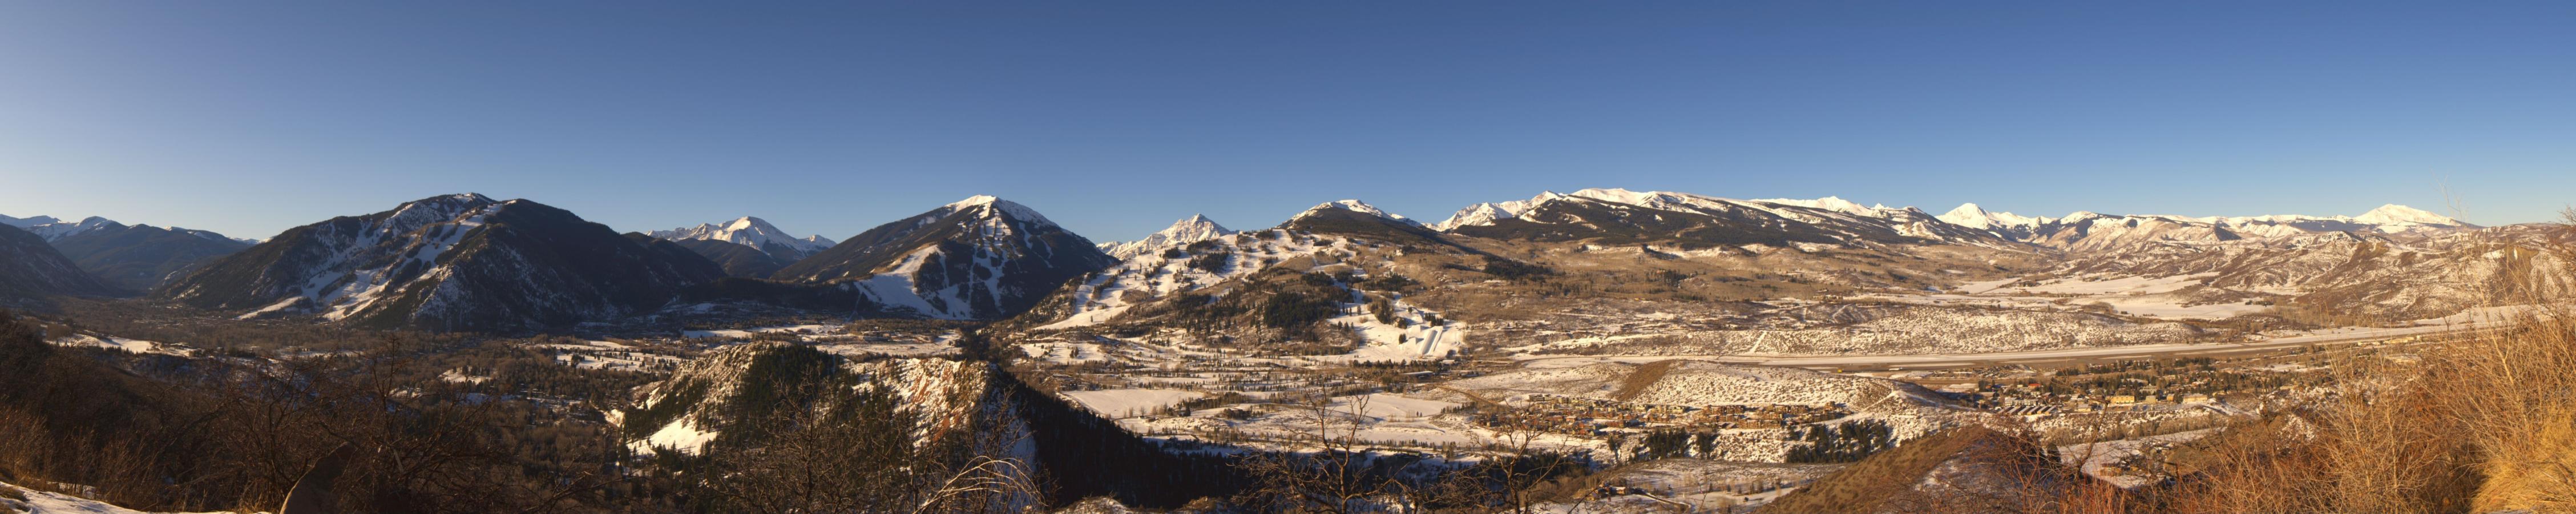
1;480;228;514
48;335;196;358
533;340;683;372
1064;388;1205;417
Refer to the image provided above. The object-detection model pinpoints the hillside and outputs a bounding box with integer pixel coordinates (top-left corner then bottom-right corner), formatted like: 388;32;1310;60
770;196;1115;320
49;223;253;291
0;224;120;304
158;194;727;331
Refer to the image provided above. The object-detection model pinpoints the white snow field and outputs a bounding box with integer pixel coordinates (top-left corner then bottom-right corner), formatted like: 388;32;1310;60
1063;388;1206;417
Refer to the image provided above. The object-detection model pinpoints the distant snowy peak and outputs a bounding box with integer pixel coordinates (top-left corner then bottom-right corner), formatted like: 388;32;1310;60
1751;196;1881;216
1291;199;1418;226
1943;202;2480;251
2353;204;2469;227
6;216;125;242
1433;191;1564;231
649;216;837;254
1104;214;1236;259
1432;187;2004;247
1936;203;2040;230
0;213;251;244
1438;188;1922;231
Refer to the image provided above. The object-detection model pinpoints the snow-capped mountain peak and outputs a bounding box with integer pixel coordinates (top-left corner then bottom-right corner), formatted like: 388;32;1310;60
1432;191;1564;231
942;195;1058;229
1103;214;1238;259
1753;196;1876;216
1293;199;1418;226
769;196;1113;320
649;216;838;254
1153;214;1233;240
0;215;127;242
2353;204;2464;227
1936;203;2040;230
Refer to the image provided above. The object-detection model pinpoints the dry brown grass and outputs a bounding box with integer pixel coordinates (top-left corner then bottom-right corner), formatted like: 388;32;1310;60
1611;360;1683;401
2161;215;2576;513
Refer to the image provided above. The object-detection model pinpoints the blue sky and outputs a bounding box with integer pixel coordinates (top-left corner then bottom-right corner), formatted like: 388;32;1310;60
2;2;2570;242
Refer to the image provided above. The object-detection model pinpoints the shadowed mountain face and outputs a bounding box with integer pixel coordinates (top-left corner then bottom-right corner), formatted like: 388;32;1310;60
49;223;253;291
158;194;726;331
0;223;120;304
667;238;800;278
768;196;1113;320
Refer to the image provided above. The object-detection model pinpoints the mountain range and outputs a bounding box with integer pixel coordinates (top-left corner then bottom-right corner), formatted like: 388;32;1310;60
2;188;2518;331
2;213;259;292
1937;202;2474;251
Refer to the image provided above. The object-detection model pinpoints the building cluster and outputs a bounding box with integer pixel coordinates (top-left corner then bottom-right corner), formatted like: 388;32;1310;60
1470;394;1851;437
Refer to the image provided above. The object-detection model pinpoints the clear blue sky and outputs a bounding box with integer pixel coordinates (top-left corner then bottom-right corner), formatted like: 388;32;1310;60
2;2;2571;242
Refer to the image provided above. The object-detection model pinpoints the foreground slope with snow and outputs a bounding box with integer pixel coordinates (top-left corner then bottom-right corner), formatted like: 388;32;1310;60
622;342;1015;456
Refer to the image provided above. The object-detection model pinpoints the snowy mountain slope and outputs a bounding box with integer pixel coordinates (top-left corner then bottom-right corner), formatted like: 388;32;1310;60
769;196;1115;320
2049;226;2573;320
1100;215;1235;259
1000;220;1481;360
158;194;727;331
1278;199;1463;250
1437;188;2005;248
0;223;121;302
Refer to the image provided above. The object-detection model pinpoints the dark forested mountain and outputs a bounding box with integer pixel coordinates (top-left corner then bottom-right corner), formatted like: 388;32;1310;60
768;196;1113;320
49;223;254;291
0;223;120;303
667;238;799;278
157;194;726;331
